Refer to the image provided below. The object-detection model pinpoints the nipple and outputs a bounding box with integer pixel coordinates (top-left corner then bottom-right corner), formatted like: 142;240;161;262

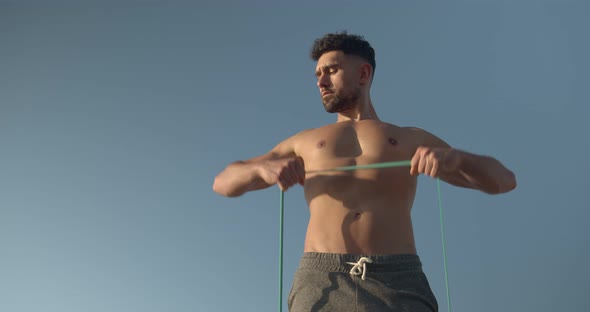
317;140;326;148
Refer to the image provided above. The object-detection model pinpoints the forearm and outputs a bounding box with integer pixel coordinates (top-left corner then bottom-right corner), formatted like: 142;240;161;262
446;150;517;194
213;161;268;197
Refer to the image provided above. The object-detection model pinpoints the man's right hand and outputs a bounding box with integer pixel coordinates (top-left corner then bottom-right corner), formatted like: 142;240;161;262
257;157;305;191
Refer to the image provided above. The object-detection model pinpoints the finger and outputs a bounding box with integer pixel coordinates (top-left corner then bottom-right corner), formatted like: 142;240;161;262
280;170;295;188
277;179;287;191
430;159;439;178
425;159;434;177
278;166;295;188
287;162;300;185
410;149;421;175
295;164;305;185
427;152;439;177
289;164;301;186
287;158;304;185
279;173;296;191
417;155;427;175
287;164;302;187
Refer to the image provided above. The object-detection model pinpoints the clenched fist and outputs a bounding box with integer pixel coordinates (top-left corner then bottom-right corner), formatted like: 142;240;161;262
258;157;306;191
410;147;462;178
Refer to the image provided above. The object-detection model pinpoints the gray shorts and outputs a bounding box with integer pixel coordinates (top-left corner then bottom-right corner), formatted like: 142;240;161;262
288;252;438;312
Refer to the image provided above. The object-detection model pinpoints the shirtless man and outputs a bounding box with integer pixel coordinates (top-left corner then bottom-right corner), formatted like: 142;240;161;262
213;32;516;312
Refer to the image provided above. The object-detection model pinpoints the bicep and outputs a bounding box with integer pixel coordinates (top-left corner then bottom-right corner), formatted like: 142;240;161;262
406;126;451;149
240;135;300;165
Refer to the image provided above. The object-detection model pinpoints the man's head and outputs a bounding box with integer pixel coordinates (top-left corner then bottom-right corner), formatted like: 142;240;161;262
311;32;376;113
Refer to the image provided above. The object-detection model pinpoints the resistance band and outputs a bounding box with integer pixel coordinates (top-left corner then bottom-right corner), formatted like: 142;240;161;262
278;160;452;312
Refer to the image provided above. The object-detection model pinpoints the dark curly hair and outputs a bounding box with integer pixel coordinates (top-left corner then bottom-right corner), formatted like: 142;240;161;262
310;31;376;75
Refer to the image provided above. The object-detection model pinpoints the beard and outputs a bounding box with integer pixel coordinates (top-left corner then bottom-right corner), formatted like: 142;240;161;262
322;87;361;113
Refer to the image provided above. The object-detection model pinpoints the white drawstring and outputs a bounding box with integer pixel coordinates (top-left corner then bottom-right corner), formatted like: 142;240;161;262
347;257;373;280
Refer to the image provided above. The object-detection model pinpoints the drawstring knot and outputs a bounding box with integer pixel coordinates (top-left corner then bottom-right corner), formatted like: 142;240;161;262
347;257;373;280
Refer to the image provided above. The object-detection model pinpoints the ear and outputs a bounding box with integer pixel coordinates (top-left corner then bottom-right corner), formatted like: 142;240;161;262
359;63;372;85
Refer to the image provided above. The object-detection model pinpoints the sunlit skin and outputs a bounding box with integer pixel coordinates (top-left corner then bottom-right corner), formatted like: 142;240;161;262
213;50;516;255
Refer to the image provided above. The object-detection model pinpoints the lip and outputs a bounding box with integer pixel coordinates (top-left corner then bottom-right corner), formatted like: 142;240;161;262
321;91;333;96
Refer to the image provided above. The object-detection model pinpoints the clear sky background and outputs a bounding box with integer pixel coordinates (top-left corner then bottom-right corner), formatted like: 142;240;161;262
1;1;588;312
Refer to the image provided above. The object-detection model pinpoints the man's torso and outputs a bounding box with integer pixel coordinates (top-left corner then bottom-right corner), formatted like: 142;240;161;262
292;120;425;255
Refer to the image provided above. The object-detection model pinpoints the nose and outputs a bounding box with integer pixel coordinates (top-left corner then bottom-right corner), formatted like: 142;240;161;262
317;73;330;89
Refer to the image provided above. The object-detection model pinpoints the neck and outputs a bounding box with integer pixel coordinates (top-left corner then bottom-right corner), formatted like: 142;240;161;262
336;93;379;122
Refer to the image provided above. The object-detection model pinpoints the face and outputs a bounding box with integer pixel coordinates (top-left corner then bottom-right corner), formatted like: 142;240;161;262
315;51;361;113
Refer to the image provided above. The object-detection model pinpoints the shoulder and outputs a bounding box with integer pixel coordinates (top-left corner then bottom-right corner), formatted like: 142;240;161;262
270;128;316;156
401;126;451;148
402;126;428;136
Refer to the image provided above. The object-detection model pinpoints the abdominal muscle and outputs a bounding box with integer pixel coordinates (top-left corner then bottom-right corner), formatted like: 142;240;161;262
302;170;418;255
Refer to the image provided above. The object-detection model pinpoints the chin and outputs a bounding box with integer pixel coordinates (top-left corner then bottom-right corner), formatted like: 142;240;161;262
323;103;338;113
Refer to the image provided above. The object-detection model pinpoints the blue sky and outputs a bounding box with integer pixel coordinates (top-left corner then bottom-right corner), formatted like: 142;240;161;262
1;1;588;311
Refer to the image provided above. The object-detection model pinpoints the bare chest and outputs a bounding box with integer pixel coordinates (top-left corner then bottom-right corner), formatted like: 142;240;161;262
296;122;415;171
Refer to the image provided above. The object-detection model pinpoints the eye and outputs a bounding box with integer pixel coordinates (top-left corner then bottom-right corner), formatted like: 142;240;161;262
329;68;338;74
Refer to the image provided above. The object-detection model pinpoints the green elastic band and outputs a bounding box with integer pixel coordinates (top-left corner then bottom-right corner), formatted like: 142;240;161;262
305;160;412;173
278;160;451;312
437;178;452;312
278;190;284;312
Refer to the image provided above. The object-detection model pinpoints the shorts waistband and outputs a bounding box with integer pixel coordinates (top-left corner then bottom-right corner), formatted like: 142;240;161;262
298;252;423;273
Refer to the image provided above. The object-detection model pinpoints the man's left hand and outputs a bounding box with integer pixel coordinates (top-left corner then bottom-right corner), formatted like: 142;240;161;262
410;147;462;178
